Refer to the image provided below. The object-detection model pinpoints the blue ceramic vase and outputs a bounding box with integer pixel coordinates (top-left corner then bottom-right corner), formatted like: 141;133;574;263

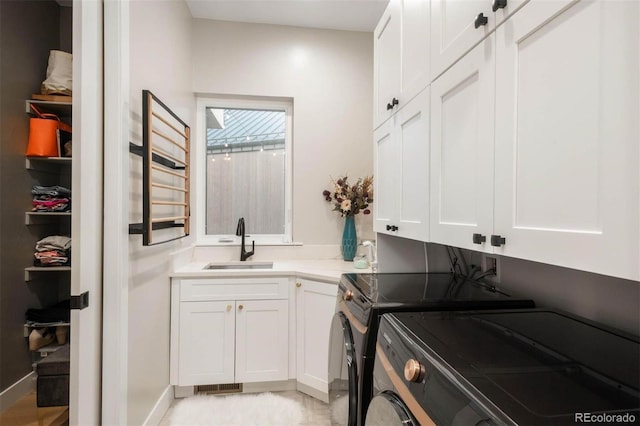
342;215;357;261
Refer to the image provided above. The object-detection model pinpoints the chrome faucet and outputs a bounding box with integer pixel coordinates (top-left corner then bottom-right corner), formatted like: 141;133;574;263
236;217;255;261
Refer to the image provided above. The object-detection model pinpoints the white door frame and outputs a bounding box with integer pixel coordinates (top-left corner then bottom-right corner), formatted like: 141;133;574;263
103;0;130;424
71;0;104;424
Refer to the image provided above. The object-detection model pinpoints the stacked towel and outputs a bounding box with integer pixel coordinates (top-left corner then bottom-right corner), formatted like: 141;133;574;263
34;235;71;267
32;185;71;212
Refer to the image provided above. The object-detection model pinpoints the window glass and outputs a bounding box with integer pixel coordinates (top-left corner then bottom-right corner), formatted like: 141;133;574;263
201;99;292;243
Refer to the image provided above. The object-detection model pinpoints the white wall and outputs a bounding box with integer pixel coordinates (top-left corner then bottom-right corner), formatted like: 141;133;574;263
128;1;194;424
191;20;374;246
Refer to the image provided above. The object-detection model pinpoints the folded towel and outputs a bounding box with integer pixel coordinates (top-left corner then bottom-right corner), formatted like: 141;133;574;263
31;185;71;197
36;235;71;252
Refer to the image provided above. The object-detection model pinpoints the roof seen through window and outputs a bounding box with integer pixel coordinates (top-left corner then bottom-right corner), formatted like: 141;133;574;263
206;108;285;154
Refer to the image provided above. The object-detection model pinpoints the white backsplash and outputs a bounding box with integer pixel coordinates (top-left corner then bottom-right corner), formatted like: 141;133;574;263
175;244;346;267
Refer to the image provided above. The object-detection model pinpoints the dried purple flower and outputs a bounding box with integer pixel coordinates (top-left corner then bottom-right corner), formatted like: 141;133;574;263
323;175;373;217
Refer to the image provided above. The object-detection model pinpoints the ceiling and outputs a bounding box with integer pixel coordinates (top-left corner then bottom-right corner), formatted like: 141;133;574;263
185;0;389;32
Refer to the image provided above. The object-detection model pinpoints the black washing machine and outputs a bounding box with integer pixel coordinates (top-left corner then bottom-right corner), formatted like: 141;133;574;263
367;309;640;425
327;273;535;426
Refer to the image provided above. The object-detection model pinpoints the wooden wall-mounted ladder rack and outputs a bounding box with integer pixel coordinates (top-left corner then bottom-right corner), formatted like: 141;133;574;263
129;90;190;246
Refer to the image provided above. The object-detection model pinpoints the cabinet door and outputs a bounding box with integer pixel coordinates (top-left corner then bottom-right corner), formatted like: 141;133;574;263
373;118;397;234
395;88;430;242
400;0;430;106
236;299;289;383
375;90;430;241
430;36;495;252
178;301;235;385
494;0;639;280
295;279;337;399
431;0;494;81
373;0;401;128
493;0;530;26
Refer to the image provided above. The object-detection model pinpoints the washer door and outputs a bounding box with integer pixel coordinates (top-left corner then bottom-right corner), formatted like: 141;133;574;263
364;391;418;426
328;311;358;426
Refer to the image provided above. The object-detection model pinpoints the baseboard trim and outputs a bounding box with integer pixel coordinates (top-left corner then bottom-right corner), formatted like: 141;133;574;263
142;385;173;426
242;379;297;394
296;382;329;403
0;372;36;412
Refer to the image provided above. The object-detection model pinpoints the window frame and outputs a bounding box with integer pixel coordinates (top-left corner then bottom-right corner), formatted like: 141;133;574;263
195;95;293;246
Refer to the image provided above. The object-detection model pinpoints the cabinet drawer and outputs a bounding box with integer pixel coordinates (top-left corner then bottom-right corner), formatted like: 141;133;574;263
179;277;289;302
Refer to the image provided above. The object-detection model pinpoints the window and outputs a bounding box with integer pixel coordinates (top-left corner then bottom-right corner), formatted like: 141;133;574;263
196;96;292;244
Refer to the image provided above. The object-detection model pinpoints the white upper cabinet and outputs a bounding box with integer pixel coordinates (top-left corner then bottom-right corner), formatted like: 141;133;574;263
374;0;401;128
373;119;396;233
430;36;495;251
400;0;430;108
493;0;639;280
430;0;530;82
374;0;430;129
375;88;430;242
429;0;639;280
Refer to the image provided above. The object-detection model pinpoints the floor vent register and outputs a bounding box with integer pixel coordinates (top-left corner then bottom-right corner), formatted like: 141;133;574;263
196;383;243;395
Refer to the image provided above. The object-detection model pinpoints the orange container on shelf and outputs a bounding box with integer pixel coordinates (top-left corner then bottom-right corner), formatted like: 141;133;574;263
25;104;71;157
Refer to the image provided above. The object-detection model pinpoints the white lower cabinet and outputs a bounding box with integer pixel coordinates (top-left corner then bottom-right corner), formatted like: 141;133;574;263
171;276;340;393
235;299;289;383
295;279;337;399
170;278;289;386
177;300;236;385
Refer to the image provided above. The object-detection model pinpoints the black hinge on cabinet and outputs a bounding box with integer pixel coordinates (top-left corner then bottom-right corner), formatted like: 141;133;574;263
70;291;89;310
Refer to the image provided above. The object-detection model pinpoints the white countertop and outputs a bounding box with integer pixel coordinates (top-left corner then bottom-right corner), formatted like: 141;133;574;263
171;259;371;283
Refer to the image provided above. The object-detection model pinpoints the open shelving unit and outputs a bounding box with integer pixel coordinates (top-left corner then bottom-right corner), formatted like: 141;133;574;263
23;97;73;367
24;266;72;282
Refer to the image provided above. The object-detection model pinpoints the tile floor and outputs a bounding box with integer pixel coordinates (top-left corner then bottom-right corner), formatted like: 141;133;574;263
159;390;330;426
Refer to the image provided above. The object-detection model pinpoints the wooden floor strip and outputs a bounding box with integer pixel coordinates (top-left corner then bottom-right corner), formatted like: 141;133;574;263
0;392;68;426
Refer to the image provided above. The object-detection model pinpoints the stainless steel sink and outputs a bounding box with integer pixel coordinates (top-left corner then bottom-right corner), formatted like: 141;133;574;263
204;261;274;270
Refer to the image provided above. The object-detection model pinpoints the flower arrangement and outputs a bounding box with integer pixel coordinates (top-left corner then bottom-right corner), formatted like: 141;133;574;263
322;175;373;217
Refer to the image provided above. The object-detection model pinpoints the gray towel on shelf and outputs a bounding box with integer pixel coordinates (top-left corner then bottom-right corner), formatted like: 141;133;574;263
32;185;72;197
35;235;71;252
